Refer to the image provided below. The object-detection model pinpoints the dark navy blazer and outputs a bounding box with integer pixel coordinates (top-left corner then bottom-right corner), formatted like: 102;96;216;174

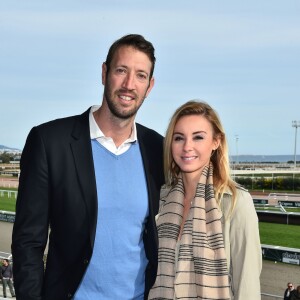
12;108;164;300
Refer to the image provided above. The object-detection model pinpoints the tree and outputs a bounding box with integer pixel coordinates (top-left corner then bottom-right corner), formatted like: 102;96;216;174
0;152;13;163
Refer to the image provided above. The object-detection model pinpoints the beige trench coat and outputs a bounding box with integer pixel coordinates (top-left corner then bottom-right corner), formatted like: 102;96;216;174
221;187;262;300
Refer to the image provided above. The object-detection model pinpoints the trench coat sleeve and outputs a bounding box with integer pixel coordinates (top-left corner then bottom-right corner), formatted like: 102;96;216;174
229;189;262;299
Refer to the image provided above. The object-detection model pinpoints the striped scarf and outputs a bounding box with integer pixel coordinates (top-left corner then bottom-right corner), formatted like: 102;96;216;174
148;164;230;300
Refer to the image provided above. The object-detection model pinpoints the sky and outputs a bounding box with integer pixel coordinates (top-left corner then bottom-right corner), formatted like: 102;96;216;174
0;1;300;156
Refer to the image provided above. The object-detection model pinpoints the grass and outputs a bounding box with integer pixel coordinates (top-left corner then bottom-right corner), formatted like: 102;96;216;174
0;187;18;191
0;191;17;212
259;222;300;248
1;188;300;250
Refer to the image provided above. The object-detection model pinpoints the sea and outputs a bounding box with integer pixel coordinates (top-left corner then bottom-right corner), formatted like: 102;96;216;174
230;155;298;163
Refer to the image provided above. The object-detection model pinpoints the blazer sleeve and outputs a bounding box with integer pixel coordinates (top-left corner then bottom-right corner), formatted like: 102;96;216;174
229;189;262;300
12;126;50;300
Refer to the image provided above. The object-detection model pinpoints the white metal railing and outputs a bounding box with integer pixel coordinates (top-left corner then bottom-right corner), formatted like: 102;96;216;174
0;189;18;198
261;292;282;299
255;204;299;212
269;192;300;199
0;251;12;260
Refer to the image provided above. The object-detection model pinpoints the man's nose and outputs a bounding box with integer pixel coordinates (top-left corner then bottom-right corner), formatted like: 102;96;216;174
122;72;135;90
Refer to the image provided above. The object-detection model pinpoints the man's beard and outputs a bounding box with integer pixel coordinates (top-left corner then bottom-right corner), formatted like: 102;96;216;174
104;84;146;120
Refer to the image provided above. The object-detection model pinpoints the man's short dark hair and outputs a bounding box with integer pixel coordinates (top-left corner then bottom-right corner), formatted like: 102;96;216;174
105;34;156;79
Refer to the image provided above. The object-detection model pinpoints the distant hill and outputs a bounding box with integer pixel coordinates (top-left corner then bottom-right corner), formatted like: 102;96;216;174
0;145;21;152
230;154;296;163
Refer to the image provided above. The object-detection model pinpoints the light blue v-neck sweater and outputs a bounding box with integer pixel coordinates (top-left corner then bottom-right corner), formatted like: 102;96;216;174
74;140;149;300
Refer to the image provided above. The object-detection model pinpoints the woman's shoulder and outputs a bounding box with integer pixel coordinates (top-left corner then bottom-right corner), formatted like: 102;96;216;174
232;185;257;223
235;185;252;201
223;184;252;204
222;184;256;219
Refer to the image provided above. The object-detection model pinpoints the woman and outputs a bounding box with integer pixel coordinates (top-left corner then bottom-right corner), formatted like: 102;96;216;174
148;101;262;300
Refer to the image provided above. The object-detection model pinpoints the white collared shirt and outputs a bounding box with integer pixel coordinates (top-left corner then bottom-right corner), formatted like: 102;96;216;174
89;105;137;155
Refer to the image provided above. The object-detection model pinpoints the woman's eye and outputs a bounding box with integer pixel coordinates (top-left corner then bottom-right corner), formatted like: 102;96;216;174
194;135;204;140
173;136;183;141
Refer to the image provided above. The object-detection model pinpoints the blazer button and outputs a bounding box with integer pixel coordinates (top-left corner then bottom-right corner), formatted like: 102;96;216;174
83;259;89;265
67;293;72;298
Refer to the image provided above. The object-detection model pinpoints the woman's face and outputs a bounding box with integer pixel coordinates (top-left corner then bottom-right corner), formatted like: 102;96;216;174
171;114;219;179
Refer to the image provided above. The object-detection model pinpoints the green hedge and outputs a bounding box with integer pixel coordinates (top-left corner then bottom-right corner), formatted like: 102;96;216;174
236;176;300;191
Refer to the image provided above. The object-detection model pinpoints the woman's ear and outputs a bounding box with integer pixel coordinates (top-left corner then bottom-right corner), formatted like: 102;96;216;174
213;135;221;150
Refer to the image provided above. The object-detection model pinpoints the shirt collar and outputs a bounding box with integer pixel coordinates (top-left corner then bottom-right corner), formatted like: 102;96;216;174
89;105;137;143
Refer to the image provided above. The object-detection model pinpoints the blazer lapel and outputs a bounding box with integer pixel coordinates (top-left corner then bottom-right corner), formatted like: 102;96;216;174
137;125;160;235
70;108;98;248
137;127;155;217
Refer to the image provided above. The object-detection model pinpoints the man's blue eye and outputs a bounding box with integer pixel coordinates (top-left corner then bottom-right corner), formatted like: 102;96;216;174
116;68;126;74
137;73;148;81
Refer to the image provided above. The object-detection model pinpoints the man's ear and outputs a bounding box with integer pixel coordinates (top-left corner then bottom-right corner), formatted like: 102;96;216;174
145;77;155;98
102;63;107;85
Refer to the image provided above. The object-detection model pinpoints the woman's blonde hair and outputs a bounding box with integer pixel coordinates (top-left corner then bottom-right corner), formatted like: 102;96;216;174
164;100;236;207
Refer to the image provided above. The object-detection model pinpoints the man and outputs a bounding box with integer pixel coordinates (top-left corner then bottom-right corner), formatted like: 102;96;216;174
12;34;164;300
285;283;295;300
1;259;16;298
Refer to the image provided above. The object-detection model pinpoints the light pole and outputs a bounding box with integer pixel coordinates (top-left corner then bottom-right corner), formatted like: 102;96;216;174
292;121;300;169
235;135;239;165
